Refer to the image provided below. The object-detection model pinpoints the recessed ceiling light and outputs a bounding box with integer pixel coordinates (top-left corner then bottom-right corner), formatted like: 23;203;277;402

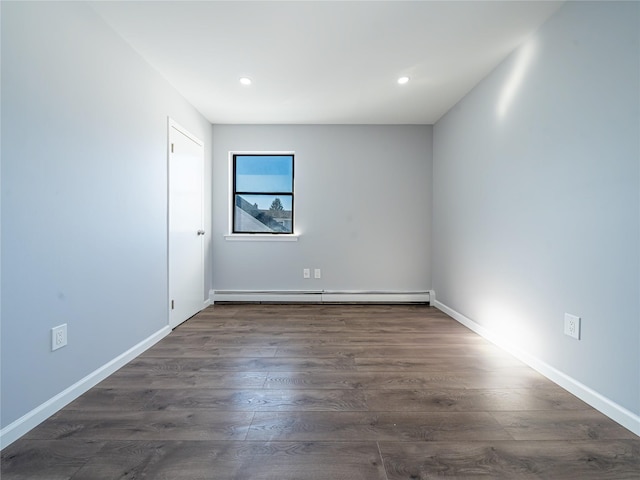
239;77;252;86
397;76;410;85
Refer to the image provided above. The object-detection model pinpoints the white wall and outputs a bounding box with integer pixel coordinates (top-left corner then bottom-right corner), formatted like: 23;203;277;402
212;125;432;294
433;1;639;426
1;1;212;437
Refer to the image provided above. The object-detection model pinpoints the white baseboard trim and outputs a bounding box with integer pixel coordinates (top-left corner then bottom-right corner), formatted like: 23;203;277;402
0;325;172;450
434;300;640;437
210;290;431;304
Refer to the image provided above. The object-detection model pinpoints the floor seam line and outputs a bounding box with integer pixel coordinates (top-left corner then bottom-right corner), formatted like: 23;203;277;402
243;411;257;441
376;441;390;480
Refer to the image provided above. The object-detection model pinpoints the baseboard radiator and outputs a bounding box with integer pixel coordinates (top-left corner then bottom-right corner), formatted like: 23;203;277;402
211;290;432;304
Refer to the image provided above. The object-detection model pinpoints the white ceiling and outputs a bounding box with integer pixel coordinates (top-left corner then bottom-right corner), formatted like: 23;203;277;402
90;1;563;125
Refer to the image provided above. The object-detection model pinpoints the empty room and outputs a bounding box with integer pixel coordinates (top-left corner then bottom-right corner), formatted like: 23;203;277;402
1;1;639;478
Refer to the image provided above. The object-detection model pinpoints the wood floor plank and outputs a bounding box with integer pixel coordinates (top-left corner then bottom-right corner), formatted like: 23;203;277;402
364;387;590;412
246;411;513;442
0;439;105;480
202;333;486;347
63;387;157;411
125;355;357;372
264;370;555;390
146;388;369;412
97;370;267;389
188;322;472;336
72;440;388;480
2;303;637;479
23;410;254;441
378;440;640;479
274;343;511;358
354;355;525;372
490;410;638;441
141;345;278;358
70;440;182;480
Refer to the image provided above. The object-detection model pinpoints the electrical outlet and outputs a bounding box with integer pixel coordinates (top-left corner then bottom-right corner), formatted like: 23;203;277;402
314;268;321;279
51;324;67;351
564;313;581;340
303;268;310;279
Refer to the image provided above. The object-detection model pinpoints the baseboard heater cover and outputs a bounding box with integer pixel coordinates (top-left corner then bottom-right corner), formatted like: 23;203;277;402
211;290;432;304
213;291;322;303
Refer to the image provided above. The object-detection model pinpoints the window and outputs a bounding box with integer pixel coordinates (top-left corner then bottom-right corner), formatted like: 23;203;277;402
232;154;294;234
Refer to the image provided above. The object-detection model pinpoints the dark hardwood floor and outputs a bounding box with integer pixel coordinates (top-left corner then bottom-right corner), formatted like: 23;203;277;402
2;304;638;479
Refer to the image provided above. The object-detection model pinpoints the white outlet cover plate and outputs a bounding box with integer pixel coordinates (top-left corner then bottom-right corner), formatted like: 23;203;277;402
52;324;68;351
564;313;581;340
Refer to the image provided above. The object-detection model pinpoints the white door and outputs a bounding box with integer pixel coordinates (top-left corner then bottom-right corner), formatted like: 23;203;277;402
169;119;204;329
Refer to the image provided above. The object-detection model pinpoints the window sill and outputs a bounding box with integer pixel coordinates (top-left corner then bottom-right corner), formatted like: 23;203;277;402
225;234;299;242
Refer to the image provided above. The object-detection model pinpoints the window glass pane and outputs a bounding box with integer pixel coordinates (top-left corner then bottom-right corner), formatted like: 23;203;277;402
237;194;292;211
234;194;293;234
235;155;293;193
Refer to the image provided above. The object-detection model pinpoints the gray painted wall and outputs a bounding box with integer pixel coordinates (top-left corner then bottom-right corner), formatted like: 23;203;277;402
433;2;639;415
212;125;432;293
1;2;212;428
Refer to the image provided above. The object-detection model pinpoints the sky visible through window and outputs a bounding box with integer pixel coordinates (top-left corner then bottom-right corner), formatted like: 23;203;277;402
235;155;293;209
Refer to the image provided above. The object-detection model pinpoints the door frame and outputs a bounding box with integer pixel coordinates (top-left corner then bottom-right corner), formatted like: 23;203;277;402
167;117;206;328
